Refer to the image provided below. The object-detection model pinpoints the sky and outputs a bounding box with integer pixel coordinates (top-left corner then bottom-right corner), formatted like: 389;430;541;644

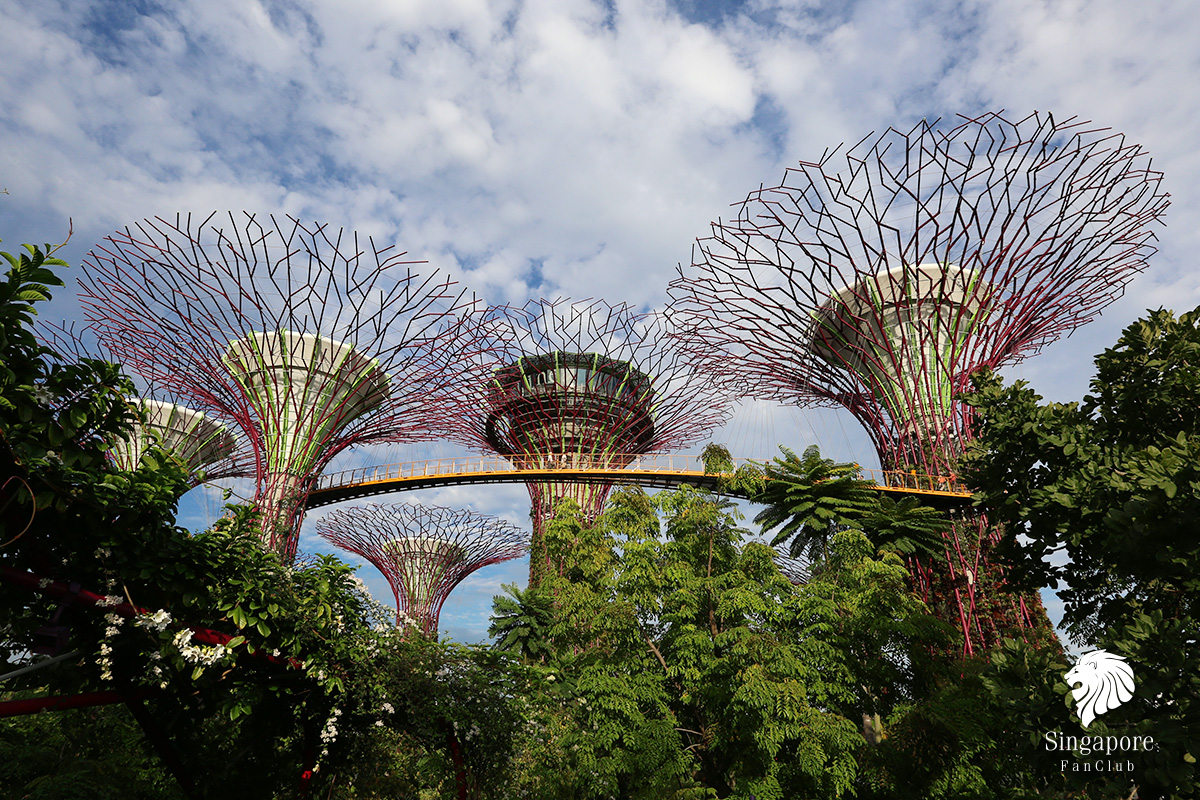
3;0;1199;644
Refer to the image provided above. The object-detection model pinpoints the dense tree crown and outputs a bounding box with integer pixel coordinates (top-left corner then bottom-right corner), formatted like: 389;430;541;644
961;306;1200;797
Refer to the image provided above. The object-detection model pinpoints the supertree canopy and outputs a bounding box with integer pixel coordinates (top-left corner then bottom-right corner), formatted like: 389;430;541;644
107;399;236;477
433;298;733;584
76;212;477;558
35;323;246;484
668;111;1169;655
316;503;528;635
668;111;1169;475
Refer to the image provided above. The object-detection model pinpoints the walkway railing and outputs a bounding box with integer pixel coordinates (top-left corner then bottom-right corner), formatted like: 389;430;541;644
308;454;971;508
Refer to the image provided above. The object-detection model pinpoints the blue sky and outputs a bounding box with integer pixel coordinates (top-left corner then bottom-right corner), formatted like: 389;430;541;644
3;0;1199;644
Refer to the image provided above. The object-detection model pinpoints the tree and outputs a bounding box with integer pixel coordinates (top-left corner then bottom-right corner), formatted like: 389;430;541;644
960;306;1200;798
749;445;880;563
494;483;963;799
488;582;555;663
750;445;952;563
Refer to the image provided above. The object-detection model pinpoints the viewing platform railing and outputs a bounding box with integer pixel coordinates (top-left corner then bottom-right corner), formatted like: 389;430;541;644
307;454;971;509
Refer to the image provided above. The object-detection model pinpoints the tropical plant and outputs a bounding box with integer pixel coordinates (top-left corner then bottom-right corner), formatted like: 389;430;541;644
489;582;555;663
752;445;879;562
959;306;1200;798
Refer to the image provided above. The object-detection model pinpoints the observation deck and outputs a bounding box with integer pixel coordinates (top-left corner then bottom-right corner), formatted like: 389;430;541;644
306;454;973;509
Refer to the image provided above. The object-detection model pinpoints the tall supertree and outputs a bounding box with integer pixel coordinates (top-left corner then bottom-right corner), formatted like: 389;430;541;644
668;111;1169;654
316;503;528;635
36;323;246;484
433;298;733;584
76;212;477;559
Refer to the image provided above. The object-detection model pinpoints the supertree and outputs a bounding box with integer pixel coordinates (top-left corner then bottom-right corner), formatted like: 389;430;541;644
432;298;733;585
316;503;528;635
76;212;477;559
668;111;1169;654
35;323;247;484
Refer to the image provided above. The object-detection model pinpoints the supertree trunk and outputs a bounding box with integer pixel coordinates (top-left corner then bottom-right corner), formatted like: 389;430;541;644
317;503;528;637
526;479;614;585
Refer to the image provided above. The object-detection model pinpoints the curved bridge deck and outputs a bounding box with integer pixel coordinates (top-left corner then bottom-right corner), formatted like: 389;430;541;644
306;455;972;509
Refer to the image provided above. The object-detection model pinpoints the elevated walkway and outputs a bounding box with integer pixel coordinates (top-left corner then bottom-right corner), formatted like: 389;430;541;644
306;454;972;509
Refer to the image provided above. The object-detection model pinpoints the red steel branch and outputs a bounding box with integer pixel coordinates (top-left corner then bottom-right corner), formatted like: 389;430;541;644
667;111;1169;655
316;503;528;636
1;565;320;796
75;212;479;559
426;298;734;580
0;563;298;720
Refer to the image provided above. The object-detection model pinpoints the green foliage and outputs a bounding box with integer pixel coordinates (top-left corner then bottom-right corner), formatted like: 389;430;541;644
494;484;960;799
489;582;555;663
751;445;950;564
858;495;952;559
0;238;68;320
0;698;182;800
752;445;879;562
960;306;1200;798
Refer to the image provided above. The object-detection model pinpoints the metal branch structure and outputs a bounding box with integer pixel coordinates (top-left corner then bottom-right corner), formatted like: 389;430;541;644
668;111;1169;654
76;212;477;559
35;322;248;484
431;298;734;583
670;111;1167;474
316;503;528;635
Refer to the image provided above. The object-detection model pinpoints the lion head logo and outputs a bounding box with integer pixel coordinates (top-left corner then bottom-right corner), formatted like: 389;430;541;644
1064;650;1135;728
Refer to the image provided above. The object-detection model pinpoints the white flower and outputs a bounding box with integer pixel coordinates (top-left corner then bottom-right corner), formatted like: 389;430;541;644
374;720;384;727
32;385;55;406
318;709;342;746
172;628;228;667
134;609;171;633
96;595;124;608
381;702;395;714
94;547;112;558
37;577;52;589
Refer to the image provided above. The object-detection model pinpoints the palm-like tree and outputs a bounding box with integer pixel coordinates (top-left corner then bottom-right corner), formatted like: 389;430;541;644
859;495;950;559
753;445;949;565
753;445;878;562
488;583;555;663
